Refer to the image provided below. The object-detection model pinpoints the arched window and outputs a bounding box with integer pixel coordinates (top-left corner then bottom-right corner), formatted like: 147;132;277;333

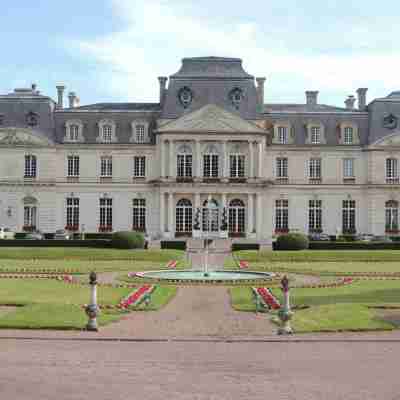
65;120;84;143
132;198;146;232
69;125;79;141
176;199;192;234
102;125;112;142
228;199;245;235
97;119;116;143
385;200;399;233
202;199;219;232
23;196;37;231
177;144;193;178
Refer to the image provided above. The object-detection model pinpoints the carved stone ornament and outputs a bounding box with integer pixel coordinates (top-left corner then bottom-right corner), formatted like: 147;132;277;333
229;87;244;109
383;113;398;129
0;128;52;146
178;87;193;108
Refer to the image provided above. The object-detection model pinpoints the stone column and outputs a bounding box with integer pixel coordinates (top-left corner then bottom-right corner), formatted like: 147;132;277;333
223;140;229;179
169;140;174;178
160;192;165;234
160;139;165;178
195;140;201;179
256;193;263;238
258;141;263;179
249;141;254;179
168;192;174;235
248;193;254;234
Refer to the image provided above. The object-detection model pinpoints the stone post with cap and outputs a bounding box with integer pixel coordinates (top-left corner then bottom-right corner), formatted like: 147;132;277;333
277;275;294;335
85;271;99;331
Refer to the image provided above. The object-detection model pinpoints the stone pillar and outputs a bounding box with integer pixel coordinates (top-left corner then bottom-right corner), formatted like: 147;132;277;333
221;193;227;208
248;193;254;235
160;192;165;234
256;193;263;238
168;192;174;234
169;140;174;178
249;141;254;178
160;139;165;178
195;140;201;178
223;140;229;179
258;141;263;178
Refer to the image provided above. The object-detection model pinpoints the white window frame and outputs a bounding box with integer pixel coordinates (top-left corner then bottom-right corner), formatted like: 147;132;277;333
343;127;353;144
66;197;80;229
229;154;245;178
386;158;399;183
133;156;146;178
309;158;321;179
276;157;288;179
309;200;322;232
99;198;113;229
177;153;193;178
385;200;399;232
97;119;117;143
277;126;288;144
343;158;354;179
100;156;113;177
203;154;219;178
67;155;80;177
24;154;37;178
64;120;84;143
342;200;356;233
130;121;149;143
275;199;289;231
132;198;146;231
23;205;37;228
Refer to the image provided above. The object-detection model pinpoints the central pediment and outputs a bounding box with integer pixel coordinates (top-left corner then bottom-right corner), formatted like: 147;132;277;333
0;127;53;147
157;104;266;134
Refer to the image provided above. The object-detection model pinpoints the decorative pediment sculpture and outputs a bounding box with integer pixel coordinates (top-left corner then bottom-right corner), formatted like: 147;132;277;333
0;128;53;147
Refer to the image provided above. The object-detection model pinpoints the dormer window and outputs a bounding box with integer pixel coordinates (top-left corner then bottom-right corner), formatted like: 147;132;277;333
272;122;294;145
0;114;3;126
278;127;288;144
97;119;117;143
26;111;38;127
130;121;149;143
305;122;326;145
344;127;353;144
64;120;84;143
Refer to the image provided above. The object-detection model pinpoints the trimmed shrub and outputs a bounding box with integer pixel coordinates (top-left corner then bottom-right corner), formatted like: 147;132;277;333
309;241;400;250
275;233;309;251
111;231;145;249
232;243;259;251
0;240;111;248
161;241;186;251
84;232;113;240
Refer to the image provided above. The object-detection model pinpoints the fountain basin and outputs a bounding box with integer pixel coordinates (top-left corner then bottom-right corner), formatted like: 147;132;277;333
134;270;275;283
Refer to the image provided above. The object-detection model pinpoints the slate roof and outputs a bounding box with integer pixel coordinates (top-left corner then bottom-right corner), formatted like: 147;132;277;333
157;104;266;134
71;103;161;111
263;104;360;113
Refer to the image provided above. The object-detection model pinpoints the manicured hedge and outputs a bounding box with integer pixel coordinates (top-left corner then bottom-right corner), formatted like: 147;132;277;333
0;240;111;248
309;241;400;250
161;241;187;251
275;233;309;251
232;243;259;251
111;231;144;249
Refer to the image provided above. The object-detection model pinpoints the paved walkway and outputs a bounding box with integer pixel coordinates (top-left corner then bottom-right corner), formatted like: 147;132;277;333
102;286;276;338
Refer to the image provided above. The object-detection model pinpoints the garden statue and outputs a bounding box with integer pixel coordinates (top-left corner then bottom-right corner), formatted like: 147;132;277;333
85;271;99;331
277;275;294;334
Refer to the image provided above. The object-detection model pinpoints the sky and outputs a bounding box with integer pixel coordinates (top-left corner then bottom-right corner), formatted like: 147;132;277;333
1;0;400;107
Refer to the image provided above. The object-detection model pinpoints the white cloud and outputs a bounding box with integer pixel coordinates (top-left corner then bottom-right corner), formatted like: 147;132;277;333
71;0;400;104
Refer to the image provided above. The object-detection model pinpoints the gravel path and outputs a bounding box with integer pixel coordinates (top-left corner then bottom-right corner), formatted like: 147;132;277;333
102;285;276;338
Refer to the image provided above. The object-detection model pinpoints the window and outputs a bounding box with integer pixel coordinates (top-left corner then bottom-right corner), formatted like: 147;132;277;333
67;156;79;177
133;156;146;178
311;126;321;144
69;125;79;141
276;158;288;179
177;154;192;178
386;158;398;183
309;158;321;180
277;127;288;144
385;200;399;233
24;155;37;178
99;198;112;230
132;198;146;231
203;154;219;178
135;125;145;143
342;200;356;233
344;127;353;144
66;198;79;230
23;206;37;229
176;199;192;234
102;125;112;143
228;199;245;235
100;156;112;177
343;158;354;179
230;154;245;178
309;200;322;232
275;199;288;232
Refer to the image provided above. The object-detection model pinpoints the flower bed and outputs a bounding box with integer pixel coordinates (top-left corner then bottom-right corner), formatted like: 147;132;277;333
239;260;249;269
253;287;281;310
167;260;177;268
118;285;155;309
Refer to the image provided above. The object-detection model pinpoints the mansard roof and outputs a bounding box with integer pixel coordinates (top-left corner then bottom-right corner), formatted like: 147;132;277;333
157;104;266;134
70;103;161;112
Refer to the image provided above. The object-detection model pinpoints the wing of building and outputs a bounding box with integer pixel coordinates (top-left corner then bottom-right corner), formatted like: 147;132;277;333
1;56;400;245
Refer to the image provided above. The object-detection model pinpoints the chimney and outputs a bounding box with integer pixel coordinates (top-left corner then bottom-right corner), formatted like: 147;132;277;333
306;91;319;106
344;95;356;110
256;77;266;106
56;85;65;109
356;88;368;110
158;77;168;106
31;83;37;93
68;92;78;108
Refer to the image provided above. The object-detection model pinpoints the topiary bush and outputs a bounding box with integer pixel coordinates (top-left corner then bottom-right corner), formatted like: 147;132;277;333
275;233;309;251
111;231;145;249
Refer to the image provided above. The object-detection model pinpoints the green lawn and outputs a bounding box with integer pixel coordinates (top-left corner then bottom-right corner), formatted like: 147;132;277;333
229;250;400;264
0;247;184;261
230;280;400;332
0;279;177;329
